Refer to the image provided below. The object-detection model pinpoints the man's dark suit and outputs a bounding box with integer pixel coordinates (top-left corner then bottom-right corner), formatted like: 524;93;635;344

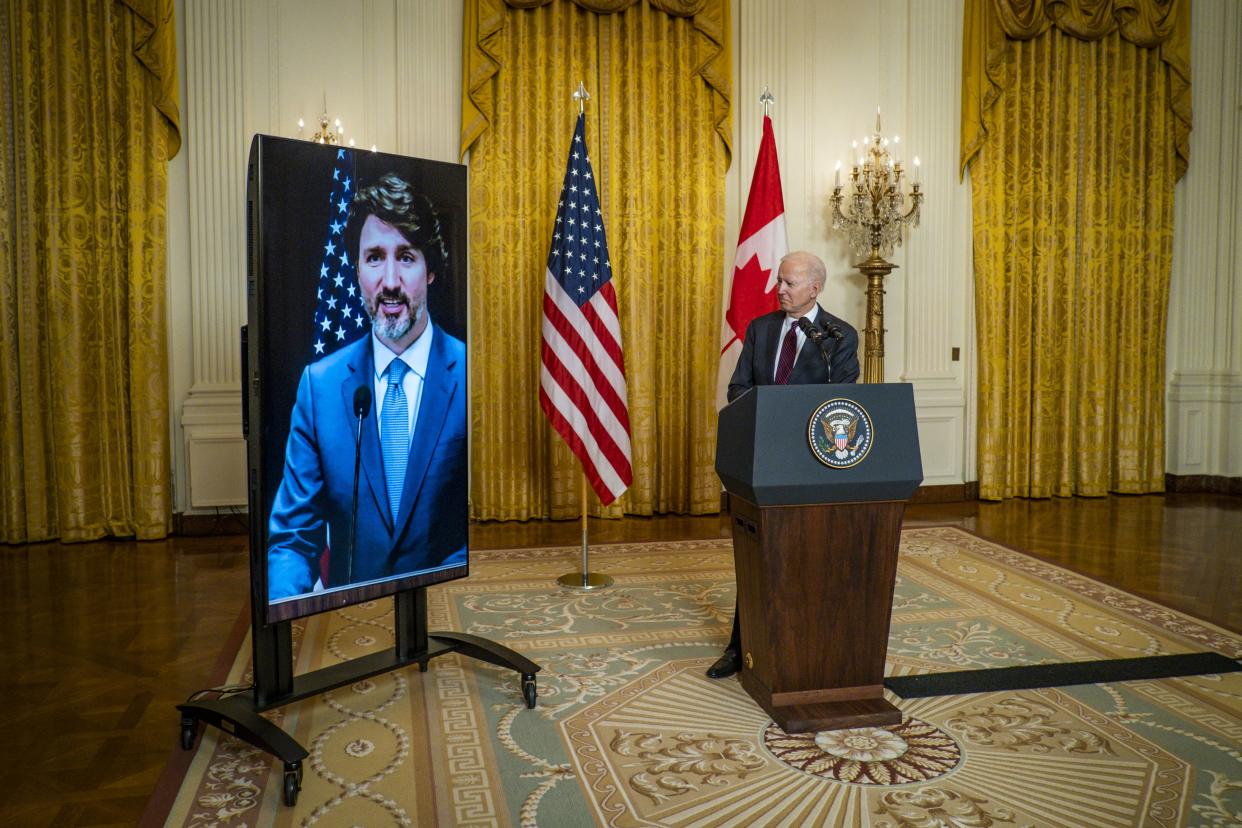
727;305;860;402
266;326;467;600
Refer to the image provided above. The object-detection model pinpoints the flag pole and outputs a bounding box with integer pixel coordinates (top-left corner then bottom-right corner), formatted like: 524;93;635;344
556;469;612;589
557;80;613;591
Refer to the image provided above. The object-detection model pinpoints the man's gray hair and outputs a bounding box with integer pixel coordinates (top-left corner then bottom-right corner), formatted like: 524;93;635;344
780;250;826;291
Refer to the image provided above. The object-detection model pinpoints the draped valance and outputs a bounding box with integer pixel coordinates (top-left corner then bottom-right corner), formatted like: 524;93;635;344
461;0;730;162
961;0;1190;178
119;0;181;158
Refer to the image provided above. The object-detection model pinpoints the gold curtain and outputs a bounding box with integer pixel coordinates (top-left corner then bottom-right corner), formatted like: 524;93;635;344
961;0;1189;500
462;0;730;519
0;0;180;542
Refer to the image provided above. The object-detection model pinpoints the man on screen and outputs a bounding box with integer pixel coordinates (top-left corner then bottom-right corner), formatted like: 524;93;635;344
267;173;467;601
707;250;859;678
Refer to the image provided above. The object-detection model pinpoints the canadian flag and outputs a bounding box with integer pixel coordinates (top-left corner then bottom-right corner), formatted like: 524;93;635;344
716;115;787;409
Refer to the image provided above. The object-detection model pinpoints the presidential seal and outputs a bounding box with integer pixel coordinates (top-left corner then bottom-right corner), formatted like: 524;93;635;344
808;398;874;468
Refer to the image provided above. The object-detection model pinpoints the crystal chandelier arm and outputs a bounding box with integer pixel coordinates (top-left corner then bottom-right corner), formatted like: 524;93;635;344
828;189;854;230
900;188;923;227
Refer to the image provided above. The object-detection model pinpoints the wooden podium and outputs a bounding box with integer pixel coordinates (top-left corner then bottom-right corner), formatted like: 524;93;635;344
716;384;923;733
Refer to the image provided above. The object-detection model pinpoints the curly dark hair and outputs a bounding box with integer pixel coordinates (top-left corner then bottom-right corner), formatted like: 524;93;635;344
344;172;448;279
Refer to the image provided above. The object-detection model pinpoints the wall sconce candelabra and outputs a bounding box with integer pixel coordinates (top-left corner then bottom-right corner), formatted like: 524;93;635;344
829;108;924;383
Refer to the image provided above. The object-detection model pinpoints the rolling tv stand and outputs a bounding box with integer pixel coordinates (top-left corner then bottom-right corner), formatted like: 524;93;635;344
176;587;539;807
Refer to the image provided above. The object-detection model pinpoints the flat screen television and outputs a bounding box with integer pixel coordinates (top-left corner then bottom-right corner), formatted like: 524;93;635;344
245;134;469;624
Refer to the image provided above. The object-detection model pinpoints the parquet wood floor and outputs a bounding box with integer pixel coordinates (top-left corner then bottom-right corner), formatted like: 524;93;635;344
0;494;1236;826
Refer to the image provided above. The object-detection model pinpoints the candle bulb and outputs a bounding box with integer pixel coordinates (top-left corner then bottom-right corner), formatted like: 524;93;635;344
913;156;921;185
834;160;842;188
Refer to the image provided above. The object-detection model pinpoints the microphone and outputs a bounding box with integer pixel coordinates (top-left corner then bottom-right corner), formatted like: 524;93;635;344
823;321;844;341
799;316;840;381
353;384;372;420
348;385;372;584
797;316;826;344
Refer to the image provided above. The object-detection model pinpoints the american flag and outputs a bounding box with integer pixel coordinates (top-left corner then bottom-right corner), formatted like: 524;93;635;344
308;148;367;584
539;114;633;505
312;148;369;360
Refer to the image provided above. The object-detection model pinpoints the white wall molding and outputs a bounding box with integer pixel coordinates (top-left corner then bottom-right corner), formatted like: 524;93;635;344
396;0;461;162
1169;370;1242;400
902;0;973;485
1166;0;1241;478
1167;369;1242;477
177;0;249;511
180;387;247;508
185;0;247;390
913;379;969;486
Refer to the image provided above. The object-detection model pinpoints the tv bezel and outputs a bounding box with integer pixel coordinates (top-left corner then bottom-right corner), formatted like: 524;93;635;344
245;134;470;626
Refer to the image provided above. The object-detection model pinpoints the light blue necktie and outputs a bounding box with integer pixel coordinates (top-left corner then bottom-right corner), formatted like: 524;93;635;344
380;360;410;522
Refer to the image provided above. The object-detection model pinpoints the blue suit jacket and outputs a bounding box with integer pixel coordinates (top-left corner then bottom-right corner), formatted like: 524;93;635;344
267;326;468;600
727;305;860;402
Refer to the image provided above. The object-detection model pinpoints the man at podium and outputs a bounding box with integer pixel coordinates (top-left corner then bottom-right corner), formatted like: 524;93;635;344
709;250;860;679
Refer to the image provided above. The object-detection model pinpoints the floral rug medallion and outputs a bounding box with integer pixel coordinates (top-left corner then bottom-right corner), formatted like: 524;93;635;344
764;719;961;784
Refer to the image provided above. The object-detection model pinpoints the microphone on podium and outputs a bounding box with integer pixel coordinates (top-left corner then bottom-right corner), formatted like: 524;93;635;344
797;316;825;344
798;317;840;382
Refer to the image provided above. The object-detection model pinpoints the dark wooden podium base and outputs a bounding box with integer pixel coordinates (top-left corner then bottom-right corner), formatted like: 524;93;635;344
730;497;905;734
738;671;902;732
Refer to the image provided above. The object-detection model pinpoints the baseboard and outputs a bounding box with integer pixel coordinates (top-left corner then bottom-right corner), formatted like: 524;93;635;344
909;482;979;504
722;482;979;511
1164;474;1242;496
174;509;250;537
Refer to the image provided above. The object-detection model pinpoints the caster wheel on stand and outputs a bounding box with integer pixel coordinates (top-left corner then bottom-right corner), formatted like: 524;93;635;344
521;674;538;709
282;761;303;807
179;716;197;751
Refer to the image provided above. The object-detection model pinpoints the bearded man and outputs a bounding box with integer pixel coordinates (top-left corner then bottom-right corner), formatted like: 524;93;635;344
266;173;468;601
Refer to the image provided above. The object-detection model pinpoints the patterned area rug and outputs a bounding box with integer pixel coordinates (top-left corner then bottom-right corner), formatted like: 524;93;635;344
161;528;1242;827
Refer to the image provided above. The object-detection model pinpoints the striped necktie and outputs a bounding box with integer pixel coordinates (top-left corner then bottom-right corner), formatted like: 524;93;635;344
380;360;410;522
774;322;798;384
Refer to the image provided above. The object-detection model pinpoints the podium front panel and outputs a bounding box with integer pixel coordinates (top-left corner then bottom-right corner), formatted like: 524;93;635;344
716;383;923;506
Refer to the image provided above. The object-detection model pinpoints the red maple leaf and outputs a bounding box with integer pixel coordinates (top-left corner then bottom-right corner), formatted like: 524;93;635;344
724;254;778;347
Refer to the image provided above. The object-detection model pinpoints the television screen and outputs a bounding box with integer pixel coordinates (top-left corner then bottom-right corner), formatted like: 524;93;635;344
246;134;469;624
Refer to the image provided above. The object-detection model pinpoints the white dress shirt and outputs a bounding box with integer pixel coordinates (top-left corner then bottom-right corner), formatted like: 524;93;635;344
372;322;433;438
771;304;820;381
